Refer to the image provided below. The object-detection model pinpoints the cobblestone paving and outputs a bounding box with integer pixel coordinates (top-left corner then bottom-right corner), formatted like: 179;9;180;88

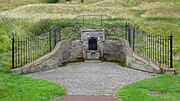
27;62;155;96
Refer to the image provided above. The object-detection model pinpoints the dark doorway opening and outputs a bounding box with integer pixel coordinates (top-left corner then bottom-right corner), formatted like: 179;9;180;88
88;37;97;50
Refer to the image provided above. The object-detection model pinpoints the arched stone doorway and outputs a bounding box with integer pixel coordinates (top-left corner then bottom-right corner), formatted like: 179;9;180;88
88;37;97;50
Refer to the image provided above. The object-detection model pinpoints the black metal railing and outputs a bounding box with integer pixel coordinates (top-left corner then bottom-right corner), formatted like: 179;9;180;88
12;26;61;69
125;23;173;68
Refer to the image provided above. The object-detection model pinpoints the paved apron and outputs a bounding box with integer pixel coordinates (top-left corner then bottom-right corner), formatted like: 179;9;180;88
27;62;155;96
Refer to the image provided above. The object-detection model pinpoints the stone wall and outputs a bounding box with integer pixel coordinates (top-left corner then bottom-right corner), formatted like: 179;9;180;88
12;38;163;74
123;38;161;73
12;39;83;74
102;40;126;67
102;39;160;73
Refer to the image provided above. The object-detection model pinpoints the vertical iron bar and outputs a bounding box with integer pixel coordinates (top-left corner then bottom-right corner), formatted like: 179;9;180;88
158;36;160;63
25;38;27;65
148;35;150;59
152;35;154;61
155;36;157;62
16;37;18;68
168;36;170;66
32;37;34;62
35;37;37;60
169;32;173;68
147;35;149;59
150;35;151;60
143;33;145;57
49;32;52;52
59;28;61;41
54;30;57;48
165;37;167;66
160;36;162;65
133;28;135;51
28;37;31;63
39;37;41;57
125;22;128;40
23;38;26;64
20;38;23;67
149;35;151;60
163;37;165;65
151;35;154;61
18;38;20;68
145;34;148;58
12;35;15;69
35;36;39;60
153;35;155;62
128;24;131;47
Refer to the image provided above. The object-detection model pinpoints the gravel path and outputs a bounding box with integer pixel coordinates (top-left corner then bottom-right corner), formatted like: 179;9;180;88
27;61;155;96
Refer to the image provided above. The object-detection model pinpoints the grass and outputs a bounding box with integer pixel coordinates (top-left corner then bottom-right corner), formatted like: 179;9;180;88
0;54;11;73
0;0;180;100
0;73;65;101
174;60;180;71
0;0;46;11
115;74;180;101
0;0;179;19
0;18;73;101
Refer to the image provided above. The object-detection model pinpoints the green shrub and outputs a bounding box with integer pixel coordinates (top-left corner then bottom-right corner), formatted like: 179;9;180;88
26;19;74;35
47;0;59;3
81;0;84;3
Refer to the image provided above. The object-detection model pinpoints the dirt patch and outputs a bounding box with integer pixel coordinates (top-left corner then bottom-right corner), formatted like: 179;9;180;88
149;91;165;97
52;95;120;101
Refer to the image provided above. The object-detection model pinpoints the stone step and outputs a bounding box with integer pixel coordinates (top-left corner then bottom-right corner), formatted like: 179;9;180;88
84;60;102;63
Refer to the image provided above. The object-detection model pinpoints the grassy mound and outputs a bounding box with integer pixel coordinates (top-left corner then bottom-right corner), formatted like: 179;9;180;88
0;73;66;101
115;74;180;101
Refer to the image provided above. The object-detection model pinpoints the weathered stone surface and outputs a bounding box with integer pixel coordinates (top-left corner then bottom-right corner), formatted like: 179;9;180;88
102;40;126;66
123;38;161;73
12;38;163;74
13;39;83;74
86;50;100;60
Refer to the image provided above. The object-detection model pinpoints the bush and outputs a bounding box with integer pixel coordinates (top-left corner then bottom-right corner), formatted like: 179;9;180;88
47;0;59;3
81;0;84;3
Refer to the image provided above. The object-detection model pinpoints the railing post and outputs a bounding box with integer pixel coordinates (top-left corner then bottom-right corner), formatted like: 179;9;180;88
12;34;15;69
128;24;131;47
169;32;173;68
49;32;52;52
125;22;128;40
59;27;61;41
133;28;135;51
54;29;57;48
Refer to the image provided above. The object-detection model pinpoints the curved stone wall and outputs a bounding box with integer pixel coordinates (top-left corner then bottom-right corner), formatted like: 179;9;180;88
12;39;83;74
12;38;162;74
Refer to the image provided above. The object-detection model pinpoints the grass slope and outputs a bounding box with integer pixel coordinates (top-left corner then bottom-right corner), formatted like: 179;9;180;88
0;73;65;101
0;0;179;19
0;0;180;100
0;0;45;11
115;74;180;101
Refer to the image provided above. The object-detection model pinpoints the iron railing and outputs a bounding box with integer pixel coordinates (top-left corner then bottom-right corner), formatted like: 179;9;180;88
12;19;173;69
12;26;61;69
125;23;173;68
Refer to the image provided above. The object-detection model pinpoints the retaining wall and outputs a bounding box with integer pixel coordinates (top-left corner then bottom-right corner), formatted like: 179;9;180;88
12;39;162;74
12;39;83;74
